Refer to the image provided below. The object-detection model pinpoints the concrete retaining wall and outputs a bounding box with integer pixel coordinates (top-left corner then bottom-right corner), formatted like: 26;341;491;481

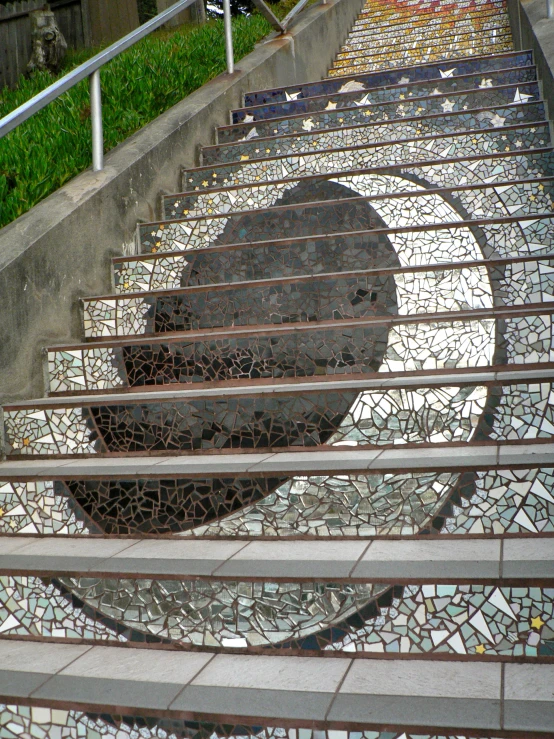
507;0;554;119
0;0;365;403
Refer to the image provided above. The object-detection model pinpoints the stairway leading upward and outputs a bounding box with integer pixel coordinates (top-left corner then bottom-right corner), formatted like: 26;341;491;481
1;0;553;737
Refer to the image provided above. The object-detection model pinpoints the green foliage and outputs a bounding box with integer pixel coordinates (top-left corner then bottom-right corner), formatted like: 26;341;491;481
0;15;270;230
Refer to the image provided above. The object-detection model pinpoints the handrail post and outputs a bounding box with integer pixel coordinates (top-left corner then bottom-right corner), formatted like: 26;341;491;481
223;0;234;74
549;0;554;18
90;69;104;172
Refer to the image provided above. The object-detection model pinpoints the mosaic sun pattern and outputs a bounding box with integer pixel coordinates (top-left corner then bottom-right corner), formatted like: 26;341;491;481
1;1;554;733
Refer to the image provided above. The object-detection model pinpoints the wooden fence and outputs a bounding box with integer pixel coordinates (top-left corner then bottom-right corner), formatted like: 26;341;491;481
0;0;140;90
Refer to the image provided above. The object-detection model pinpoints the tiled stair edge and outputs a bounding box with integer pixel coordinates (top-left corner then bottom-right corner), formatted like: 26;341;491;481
0;640;552;735
0;0;365;406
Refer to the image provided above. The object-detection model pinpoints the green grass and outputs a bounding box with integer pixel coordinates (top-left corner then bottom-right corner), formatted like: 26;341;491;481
0;15;271;230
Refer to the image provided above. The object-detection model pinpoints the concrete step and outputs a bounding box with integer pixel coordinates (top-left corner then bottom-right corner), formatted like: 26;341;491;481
163;150;554;221
0;534;551;582
205;102;544;166
140;179;554;254
220;82;540;143
0;640;551;734
185;123;550;195
328;38;514;77
45;303;554;393
117;225;554;294
242;49;533;107
231;67;536;126
348;10;509;41
1;435;552;536
182;124;550;195
83;256;554;340
6;362;554;456
336;28;513;63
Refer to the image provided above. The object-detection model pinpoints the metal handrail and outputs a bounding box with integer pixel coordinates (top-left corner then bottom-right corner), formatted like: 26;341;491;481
0;0;315;172
252;0;322;33
0;0;230;171
549;0;554;19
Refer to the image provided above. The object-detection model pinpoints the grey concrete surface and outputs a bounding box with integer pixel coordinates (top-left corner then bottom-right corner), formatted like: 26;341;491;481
0;0;364;405
0;641;551;732
1;441;554;479
1;533;553;582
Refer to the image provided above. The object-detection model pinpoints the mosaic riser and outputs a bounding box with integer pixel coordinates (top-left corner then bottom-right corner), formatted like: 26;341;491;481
183;126;550;194
231;68;536;124
336;30;513;62
85;259;518;339
356;0;505;20
142;182;554;255
7;376;554;456
206;104;545;166
59;578;382;647
84;271;400;338
51;579;554;656
89;257;554;339
328;41;514;77
242;50;532;106
219;85;540;143
49;309;554;395
165;153;554;220
348;15;510;42
185;467;554;538
116;239;554;297
0;707;524;739
3;464;554;539
325;584;554;656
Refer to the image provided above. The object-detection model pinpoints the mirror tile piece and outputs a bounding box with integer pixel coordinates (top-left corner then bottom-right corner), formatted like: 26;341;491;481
0;707;525;739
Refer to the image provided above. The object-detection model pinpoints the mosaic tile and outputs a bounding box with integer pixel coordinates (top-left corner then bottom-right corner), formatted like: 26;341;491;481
141;181;554;255
166;152;554;220
220;84;541;143
0;706;523;739
208;103;545;165
231;68;537;125
183;125;551;193
242;50;533;107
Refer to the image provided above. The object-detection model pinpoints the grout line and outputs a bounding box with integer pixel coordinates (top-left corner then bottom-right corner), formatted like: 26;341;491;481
500;661;505;729
324;658;355;721
166;651;218;711
210;540;253;576
499;537;504;581
348;539;373;577
27;642;95;700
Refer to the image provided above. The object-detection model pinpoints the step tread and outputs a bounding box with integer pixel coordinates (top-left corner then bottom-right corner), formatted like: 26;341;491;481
9;363;554;409
0;639;550;734
0;533;551;582
242;49;532;105
1;440;553;479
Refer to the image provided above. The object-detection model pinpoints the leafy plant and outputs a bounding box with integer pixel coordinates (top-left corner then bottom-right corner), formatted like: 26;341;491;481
0;15;271;230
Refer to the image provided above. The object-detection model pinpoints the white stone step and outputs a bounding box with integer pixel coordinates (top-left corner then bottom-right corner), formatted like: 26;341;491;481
0;639;551;733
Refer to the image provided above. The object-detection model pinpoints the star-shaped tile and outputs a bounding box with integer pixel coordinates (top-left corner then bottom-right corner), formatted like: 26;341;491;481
475;644;486;654
479;78;493;88
302;118;316;131
325;101;338;110
531;616;545;629
441;99;455;112
489;114;506;127
243;114;255;123
439;68;457;78
398;75;410;84
285;91;301;101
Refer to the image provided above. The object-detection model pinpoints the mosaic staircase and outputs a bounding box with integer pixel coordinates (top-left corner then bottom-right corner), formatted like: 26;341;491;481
1;0;554;737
